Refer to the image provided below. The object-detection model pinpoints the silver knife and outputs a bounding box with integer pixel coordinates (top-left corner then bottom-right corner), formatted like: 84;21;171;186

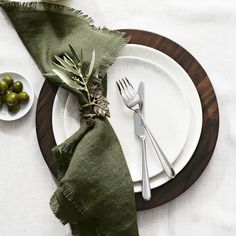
134;82;151;201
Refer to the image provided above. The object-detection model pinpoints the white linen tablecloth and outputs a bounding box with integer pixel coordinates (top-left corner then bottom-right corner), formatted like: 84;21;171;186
0;0;236;235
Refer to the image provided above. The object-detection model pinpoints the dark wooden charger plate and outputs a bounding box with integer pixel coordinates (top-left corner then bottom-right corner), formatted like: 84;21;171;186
36;29;219;211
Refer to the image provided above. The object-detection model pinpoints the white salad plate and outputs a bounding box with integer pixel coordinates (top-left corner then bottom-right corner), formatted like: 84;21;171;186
52;44;202;193
0;72;34;121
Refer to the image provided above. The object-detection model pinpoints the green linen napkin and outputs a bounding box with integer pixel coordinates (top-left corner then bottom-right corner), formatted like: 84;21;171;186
0;1;139;235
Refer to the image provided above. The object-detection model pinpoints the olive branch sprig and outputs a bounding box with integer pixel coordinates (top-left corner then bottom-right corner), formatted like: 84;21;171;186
49;45;110;122
53;45;95;105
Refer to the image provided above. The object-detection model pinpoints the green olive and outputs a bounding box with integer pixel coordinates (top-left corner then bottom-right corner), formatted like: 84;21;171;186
2;90;12;103
6;92;19;106
0;80;8;94
18;91;29;103
1;91;11;103
8;104;20;113
2;75;14;88
12;81;23;93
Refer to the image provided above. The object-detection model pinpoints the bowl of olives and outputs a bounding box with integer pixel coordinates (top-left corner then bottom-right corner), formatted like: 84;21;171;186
0;72;34;121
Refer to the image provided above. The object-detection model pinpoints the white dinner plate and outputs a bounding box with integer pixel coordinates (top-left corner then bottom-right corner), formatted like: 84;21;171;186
0;72;34;121
52;44;202;192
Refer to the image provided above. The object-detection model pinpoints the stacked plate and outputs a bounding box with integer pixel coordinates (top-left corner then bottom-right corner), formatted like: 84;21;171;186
52;44;202;193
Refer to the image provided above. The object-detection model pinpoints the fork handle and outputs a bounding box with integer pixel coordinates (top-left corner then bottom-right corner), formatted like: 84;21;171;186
136;110;176;179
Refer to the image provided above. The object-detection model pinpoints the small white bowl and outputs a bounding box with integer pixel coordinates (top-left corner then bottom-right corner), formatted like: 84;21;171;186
0;72;34;121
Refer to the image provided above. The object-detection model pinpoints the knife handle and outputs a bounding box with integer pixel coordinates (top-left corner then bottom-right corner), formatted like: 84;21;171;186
141;138;151;201
136;110;176;179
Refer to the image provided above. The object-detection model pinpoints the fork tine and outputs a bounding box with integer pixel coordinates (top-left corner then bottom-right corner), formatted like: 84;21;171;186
121;78;129;93
117;80;128;99
119;79;125;90
121;77;133;98
122;77;128;87
125;77;136;96
120;78;130;98
116;81;122;94
118;79;126;95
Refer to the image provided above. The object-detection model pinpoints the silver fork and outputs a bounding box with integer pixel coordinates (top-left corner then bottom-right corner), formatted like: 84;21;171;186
116;78;175;179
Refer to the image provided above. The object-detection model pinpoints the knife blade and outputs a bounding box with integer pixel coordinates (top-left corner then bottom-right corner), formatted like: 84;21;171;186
134;82;145;137
134;82;151;201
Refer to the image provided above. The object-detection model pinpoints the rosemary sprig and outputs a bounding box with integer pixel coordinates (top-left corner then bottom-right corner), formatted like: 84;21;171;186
49;45;110;123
